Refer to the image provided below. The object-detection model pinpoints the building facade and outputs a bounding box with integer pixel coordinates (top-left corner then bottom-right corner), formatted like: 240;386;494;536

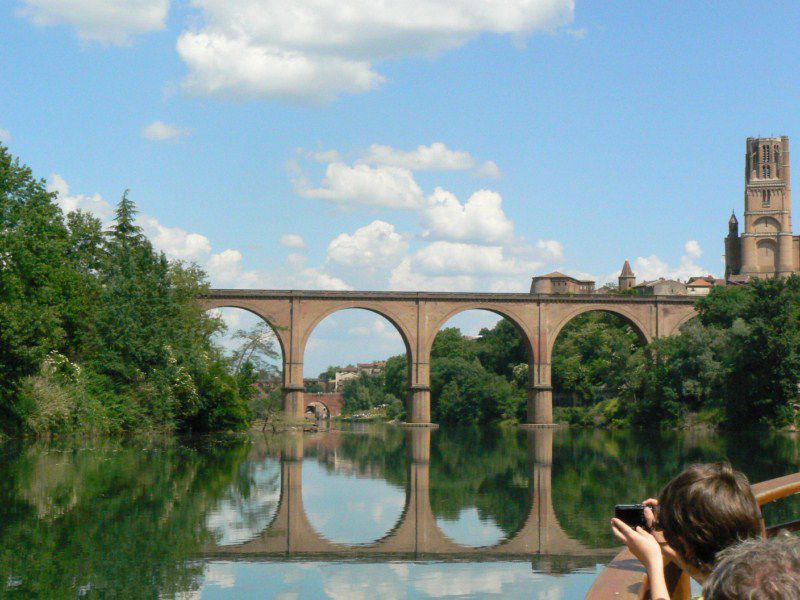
530;271;595;294
726;136;798;281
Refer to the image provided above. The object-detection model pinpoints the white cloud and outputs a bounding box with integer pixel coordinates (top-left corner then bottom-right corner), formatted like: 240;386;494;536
280;233;306;249
389;258;476;292
18;0;169;45
177;30;383;103
178;0;575;102
206;249;264;287
410;241;540;276
362;142;475;172
47;173;115;221
423;188;514;243
0;128;11;143
327;220;408;269
474;160;502;178
139;215;212;261
142;120;190;141
348;318;397;339
306;149;342;163
684;239;702;260
47;175;351;291
49;174;210;262
536;239;564;262
297;162;424;209
621;241;711;283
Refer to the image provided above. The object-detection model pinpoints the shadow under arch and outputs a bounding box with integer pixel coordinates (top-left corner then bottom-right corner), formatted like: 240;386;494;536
305;400;330;420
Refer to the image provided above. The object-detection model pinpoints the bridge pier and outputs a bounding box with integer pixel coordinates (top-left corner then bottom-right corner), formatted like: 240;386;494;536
403;384;437;427
283;384;306;421
524;384;554;427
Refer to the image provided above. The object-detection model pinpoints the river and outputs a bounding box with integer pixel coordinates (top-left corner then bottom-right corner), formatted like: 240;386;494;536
1;425;798;598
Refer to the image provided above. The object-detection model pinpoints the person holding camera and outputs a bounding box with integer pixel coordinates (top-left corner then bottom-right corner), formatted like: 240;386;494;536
610;462;763;600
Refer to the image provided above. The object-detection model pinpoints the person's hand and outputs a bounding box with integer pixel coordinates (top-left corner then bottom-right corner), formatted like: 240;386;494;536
611;518;664;571
643;498;658;530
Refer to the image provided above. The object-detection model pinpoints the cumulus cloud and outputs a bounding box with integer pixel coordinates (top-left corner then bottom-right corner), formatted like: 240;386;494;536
409;241;540;276
536;239;564;262
280;233;305;249
362;142;475;172
142;120;190;141
48;175;350;291
18;0;169;45
297;162;424;209
612;241;712;284
327;220;408;269
0;128;11;143
139;215;211;261
474;160;502;178
47;174;115;221
422;188;514;243
177;0;575;102
684;239;702;260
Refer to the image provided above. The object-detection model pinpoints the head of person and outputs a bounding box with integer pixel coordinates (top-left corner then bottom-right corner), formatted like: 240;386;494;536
657;462;762;573
702;533;800;600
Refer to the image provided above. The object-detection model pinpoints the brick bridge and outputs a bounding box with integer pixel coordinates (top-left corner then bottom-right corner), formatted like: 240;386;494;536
205;428;617;562
200;290;697;426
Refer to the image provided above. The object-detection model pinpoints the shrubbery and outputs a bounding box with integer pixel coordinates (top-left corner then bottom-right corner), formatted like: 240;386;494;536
0;145;254;436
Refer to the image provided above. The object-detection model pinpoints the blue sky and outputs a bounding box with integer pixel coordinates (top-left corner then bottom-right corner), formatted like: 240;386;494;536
3;1;800;372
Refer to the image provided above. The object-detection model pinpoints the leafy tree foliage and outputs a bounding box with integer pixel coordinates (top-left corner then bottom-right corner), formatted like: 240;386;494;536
0;145;253;435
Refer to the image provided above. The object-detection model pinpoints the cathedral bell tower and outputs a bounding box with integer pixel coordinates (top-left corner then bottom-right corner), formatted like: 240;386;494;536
727;136;797;280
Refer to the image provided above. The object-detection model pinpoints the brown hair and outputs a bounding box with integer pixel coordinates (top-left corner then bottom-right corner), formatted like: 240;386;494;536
657;462;762;573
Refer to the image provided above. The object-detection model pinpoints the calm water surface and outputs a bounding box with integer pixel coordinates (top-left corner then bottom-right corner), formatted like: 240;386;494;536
1;425;798;598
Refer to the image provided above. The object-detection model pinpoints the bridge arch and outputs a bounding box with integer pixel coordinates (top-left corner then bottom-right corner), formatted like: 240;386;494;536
298;303;415;360
425;303;536;362
668;312;700;336
545;305;651;364
200;300;288;360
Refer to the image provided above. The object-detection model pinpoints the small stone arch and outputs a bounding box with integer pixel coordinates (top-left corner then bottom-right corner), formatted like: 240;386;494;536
756;238;778;271
425;304;536;363
546;305;651;364
754;216;781;234
305;400;330;420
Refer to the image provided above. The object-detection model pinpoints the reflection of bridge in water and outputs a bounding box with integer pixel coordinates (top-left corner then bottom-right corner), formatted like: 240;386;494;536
206;429;617;564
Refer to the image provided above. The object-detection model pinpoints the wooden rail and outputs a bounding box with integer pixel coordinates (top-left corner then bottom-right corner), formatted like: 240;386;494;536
586;471;800;599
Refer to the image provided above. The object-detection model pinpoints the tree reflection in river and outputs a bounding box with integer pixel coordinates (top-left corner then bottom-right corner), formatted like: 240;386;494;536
0;426;798;598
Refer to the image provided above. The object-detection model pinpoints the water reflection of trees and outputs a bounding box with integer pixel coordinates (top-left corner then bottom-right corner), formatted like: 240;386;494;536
0;436;250;597
2;427;797;596
551;429;800;547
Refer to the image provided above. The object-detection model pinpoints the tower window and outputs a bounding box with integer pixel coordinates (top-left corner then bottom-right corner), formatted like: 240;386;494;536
763;165;771;178
763;145;771;162
762;190;771;208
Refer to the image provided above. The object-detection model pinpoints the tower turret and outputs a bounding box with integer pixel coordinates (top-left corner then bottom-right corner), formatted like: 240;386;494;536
728;211;738;235
618;260;635;291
